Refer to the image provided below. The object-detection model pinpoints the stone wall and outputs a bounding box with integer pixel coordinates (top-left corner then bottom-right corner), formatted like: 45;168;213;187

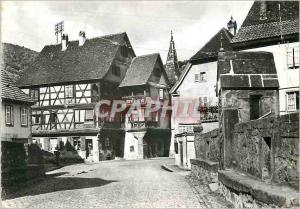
194;128;220;162
221;89;279;123
232;113;299;189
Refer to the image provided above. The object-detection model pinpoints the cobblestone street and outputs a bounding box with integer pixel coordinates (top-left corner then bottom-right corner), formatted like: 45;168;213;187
2;158;231;208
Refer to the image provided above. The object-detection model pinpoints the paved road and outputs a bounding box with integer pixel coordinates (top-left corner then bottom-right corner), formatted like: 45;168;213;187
2;158;227;208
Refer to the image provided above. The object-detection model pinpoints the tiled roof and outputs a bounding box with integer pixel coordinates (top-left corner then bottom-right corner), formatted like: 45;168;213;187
17;32;134;87
119;53;162;87
190;28;233;61
218;51;279;89
1;70;35;103
232;1;299;44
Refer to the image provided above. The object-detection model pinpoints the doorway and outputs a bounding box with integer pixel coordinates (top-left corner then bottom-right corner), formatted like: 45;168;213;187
179;141;183;166
85;139;93;158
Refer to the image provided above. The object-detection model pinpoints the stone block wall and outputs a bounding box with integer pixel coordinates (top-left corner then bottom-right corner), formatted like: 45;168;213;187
232;113;299;189
194;128;220;162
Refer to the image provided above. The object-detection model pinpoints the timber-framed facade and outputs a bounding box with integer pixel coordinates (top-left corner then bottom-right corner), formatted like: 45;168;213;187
17;32;136;161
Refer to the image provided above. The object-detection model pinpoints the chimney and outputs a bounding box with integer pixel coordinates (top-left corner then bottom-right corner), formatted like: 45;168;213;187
227;16;237;36
260;1;267;20
79;31;86;46
62;34;69;51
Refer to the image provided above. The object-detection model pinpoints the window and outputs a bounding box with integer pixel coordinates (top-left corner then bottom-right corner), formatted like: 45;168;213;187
194;74;199;82
250;95;262;120
85;110;94;121
112;66;121;76
5;105;13;126
287;47;299;69
200;72;206;81
34;115;40;124
195;72;206;82
159;89;164;100
29;89;39;101
50;112;57;123
130;146;134;152
20;107;28;127
199;97;208;107
105;138;111;147
65;85;74;98
286;91;299;111
73;137;81;150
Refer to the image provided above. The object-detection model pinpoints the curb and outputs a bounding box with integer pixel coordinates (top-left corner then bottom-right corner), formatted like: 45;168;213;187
161;164;174;172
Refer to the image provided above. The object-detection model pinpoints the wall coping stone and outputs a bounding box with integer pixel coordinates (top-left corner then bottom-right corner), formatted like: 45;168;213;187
190;158;219;173
218;169;299;207
195;128;219;140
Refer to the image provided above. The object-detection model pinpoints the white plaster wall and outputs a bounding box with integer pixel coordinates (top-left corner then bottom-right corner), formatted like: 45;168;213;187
124;132;144;160
174;135;195;169
245;42;299;114
177;62;218;105
1;102;32;142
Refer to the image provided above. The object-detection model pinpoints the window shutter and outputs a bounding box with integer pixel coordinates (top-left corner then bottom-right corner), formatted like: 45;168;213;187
11;105;14;126
287;47;293;68
294;47;299;67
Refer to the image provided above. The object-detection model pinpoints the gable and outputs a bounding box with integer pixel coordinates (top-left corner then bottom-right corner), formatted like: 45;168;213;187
190;28;233;62
17;32;134;87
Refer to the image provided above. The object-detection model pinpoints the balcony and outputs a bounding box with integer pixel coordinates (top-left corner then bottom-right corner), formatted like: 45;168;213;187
97;121;122;129
129;121;158;129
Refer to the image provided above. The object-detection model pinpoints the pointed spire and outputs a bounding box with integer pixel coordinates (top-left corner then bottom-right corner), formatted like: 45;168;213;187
220;31;224;51
165;30;180;86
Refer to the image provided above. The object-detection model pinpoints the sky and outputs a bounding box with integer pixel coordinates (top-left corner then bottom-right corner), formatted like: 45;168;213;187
1;1;253;62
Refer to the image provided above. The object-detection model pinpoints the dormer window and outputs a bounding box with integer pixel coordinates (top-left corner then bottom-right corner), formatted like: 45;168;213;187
112;66;121;77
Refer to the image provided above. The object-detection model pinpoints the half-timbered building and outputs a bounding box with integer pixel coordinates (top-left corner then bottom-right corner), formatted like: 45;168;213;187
119;53;171;159
17;32;135;161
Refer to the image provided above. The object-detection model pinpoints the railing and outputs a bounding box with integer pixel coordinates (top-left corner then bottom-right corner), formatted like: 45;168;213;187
178;123;201;134
198;105;219;122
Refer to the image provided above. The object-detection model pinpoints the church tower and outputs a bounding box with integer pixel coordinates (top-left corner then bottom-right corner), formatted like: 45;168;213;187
165;31;180;86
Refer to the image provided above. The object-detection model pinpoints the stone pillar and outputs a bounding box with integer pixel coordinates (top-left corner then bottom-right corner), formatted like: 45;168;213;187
137;134;144;159
92;136;99;162
222;109;239;169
